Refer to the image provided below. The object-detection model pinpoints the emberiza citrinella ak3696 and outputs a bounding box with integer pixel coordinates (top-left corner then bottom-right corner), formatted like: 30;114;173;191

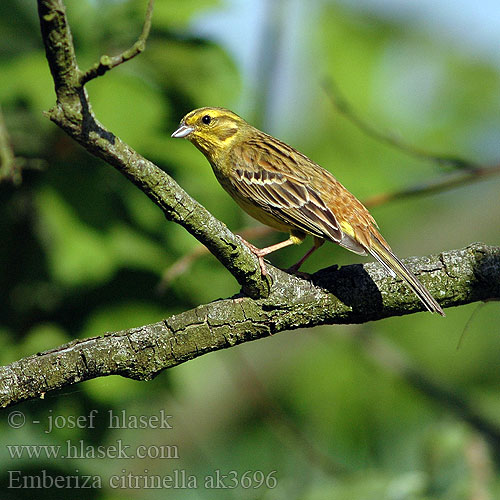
172;107;444;316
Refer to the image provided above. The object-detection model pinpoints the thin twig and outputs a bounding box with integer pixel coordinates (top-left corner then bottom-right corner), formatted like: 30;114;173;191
363;164;500;208
456;301;494;351
322;77;480;172
80;0;155;85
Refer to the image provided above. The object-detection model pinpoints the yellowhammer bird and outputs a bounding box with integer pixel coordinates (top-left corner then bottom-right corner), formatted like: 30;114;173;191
172;107;445;316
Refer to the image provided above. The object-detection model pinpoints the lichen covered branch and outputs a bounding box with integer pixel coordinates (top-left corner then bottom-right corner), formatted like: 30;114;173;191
1;243;499;408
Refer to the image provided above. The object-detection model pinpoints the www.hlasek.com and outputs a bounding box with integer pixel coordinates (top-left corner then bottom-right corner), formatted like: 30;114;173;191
8;469;278;490
7;440;178;460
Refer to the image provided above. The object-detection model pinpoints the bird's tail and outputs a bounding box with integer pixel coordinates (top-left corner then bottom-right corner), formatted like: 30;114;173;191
367;233;445;316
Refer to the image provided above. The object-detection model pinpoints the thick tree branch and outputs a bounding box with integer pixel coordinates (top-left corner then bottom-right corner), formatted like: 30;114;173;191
37;0;269;299
1;243;499;408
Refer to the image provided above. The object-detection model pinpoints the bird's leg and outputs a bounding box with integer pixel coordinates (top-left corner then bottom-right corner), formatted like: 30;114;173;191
238;236;298;275
288;237;324;272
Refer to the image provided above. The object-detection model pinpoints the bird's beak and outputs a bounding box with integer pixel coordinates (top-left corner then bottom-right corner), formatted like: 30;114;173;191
171;123;194;138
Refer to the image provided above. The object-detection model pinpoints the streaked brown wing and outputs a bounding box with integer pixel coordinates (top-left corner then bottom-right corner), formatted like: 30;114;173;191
229;138;342;242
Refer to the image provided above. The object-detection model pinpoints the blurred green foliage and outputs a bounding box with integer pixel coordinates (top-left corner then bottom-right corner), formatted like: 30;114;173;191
1;0;500;498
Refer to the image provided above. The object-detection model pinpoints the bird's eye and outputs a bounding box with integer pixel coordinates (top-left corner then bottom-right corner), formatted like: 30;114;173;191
202;115;211;125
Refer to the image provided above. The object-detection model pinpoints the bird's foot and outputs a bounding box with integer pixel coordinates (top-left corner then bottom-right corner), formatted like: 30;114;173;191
237;236;268;275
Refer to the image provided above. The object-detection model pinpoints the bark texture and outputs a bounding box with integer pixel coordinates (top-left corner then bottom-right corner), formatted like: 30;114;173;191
1;243;499;408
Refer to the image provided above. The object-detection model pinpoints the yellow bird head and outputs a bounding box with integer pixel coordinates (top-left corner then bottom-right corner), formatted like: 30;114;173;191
171;107;247;160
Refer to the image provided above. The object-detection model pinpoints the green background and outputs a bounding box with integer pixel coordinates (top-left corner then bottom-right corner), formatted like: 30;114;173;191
1;0;500;498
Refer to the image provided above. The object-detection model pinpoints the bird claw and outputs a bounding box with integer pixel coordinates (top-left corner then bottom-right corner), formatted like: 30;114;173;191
257;257;268;276
237;235;268;275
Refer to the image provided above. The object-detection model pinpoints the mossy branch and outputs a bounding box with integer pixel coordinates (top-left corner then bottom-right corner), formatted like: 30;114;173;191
1;243;500;408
